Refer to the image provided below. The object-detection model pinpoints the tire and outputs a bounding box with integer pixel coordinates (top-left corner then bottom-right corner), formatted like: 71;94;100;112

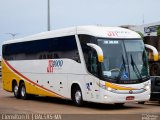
138;101;145;104
13;82;20;99
150;63;160;76
72;86;83;106
19;82;28;100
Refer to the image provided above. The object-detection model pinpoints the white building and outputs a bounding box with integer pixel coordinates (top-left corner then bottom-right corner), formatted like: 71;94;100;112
121;21;160;37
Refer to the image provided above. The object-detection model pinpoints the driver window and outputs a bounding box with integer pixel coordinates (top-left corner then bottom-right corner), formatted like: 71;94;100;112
79;35;99;77
88;50;98;77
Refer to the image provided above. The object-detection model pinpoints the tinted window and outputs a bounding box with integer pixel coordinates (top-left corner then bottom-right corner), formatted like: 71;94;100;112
155;77;160;86
79;35;99;76
3;36;80;62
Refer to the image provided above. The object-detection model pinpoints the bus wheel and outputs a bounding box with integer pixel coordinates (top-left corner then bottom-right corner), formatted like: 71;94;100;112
13;82;20;99
72;86;83;106
20;82;27;100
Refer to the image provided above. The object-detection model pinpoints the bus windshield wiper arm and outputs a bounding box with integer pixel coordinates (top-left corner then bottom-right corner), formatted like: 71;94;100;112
117;55;126;80
130;54;142;79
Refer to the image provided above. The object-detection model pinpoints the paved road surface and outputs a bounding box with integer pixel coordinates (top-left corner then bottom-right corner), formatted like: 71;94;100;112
0;79;160;120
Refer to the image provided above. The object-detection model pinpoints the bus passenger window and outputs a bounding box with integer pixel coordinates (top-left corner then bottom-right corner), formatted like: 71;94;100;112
72;52;80;63
39;55;43;59
53;53;59;59
47;54;52;59
43;55;46;59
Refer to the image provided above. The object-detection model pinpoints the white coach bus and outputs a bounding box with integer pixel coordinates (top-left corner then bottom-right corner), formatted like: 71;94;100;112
2;26;152;106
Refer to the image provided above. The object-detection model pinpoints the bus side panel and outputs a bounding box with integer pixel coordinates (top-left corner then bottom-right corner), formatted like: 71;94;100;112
2;60;63;98
2;60;19;92
25;81;60;97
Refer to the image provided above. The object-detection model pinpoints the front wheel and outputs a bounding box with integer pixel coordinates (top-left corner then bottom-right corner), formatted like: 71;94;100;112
72;86;83;106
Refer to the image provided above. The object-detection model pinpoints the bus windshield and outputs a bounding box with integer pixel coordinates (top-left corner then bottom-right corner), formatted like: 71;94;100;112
97;39;149;82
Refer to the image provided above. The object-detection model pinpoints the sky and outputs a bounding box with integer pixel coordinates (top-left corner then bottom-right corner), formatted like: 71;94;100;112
0;0;160;54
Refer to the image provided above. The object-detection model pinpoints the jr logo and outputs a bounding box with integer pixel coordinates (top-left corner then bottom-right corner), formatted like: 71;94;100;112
47;60;63;73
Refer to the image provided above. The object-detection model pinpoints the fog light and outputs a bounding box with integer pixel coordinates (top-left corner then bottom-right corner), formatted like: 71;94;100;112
104;95;108;99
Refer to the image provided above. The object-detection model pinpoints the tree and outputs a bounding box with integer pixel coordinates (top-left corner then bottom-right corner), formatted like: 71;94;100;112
136;31;144;40
157;26;160;37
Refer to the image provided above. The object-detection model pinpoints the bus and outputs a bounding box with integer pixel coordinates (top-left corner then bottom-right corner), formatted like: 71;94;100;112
0;56;2;76
2;26;152;106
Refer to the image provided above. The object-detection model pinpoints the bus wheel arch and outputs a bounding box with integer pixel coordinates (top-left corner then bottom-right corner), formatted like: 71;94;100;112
12;80;20;99
71;83;83;106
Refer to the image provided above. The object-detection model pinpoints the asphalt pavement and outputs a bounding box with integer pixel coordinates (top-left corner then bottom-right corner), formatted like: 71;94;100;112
0;79;160;120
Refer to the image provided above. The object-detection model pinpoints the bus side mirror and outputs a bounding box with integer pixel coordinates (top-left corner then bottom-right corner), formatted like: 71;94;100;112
145;44;159;61
87;43;104;62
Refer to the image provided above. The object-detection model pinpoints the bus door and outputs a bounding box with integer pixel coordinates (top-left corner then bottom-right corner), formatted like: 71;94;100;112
85;75;100;101
85;51;100;101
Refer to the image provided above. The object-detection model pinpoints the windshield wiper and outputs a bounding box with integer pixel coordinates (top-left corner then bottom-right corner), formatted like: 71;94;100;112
117;55;127;80
130;54;142;79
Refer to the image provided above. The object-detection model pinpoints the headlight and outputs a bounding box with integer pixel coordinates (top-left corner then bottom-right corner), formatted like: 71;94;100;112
144;85;150;90
107;87;112;91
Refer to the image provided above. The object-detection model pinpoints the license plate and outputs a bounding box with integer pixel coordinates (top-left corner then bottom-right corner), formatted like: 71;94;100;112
126;96;135;100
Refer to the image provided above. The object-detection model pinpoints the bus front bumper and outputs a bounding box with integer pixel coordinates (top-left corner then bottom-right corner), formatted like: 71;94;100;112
101;89;150;104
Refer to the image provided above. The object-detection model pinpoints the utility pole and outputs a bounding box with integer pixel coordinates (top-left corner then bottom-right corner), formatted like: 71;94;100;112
47;0;51;31
142;14;145;25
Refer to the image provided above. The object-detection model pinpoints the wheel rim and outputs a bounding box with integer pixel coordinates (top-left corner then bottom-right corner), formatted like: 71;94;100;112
75;90;81;104
14;85;18;96
21;86;26;97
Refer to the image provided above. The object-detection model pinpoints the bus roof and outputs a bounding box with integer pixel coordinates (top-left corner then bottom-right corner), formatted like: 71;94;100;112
3;25;141;45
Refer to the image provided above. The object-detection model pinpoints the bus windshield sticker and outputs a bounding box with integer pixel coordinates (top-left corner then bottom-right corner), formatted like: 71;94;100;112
122;72;129;80
103;71;111;76
104;41;119;44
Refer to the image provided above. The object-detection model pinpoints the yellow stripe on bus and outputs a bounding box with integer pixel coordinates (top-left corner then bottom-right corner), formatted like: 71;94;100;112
105;82;137;90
